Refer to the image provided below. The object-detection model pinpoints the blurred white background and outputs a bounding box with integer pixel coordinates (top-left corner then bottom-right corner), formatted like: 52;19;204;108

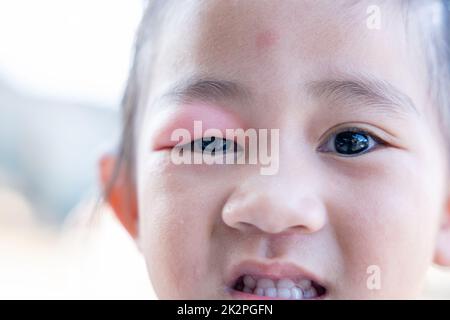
0;0;155;299
0;0;139;106
0;0;448;300
0;0;144;222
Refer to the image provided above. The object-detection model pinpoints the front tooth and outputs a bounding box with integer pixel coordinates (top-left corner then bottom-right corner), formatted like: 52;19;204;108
277;279;295;289
265;288;277;297
278;288;291;299
254;288;264;296
243;275;256;289
257;278;275;288
303;287;317;299
298;279;312;290
291;287;303;300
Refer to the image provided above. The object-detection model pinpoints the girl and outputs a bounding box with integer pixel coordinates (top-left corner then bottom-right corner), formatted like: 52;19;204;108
100;0;450;299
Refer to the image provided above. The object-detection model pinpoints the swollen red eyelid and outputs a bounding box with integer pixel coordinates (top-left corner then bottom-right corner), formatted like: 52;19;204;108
149;104;244;150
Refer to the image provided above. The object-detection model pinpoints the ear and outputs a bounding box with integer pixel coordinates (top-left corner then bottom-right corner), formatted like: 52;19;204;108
99;154;138;238
434;196;450;266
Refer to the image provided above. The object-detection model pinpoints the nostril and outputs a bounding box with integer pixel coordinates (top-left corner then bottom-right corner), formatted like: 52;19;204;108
236;222;257;232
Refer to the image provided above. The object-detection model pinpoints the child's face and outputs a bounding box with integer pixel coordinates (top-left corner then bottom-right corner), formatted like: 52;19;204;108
106;0;450;299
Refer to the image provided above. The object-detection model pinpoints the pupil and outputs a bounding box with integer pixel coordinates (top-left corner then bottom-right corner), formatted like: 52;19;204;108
201;137;216;154
334;132;369;155
201;137;215;151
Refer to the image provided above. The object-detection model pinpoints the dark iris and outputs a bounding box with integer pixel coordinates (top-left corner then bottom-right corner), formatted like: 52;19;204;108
198;137;228;154
334;131;370;155
201;137;215;151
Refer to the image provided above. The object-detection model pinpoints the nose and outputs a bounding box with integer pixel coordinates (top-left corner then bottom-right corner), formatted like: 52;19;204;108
222;176;328;235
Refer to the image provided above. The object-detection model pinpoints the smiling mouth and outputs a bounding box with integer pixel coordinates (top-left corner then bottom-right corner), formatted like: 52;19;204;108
231;275;327;300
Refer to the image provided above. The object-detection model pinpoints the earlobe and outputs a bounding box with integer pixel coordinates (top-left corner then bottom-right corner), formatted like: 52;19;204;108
434;198;450;267
99;154;138;238
435;231;450;266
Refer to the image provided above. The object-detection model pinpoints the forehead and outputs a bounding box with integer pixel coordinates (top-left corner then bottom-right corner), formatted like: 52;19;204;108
149;0;429;115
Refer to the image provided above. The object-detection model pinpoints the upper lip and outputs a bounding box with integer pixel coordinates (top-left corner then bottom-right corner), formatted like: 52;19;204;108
226;259;327;289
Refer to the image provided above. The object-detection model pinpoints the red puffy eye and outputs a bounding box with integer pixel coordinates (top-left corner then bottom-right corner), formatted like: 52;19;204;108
148;104;245;151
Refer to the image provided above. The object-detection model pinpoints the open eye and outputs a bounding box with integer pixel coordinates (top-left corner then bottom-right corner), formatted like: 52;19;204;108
188;137;242;155
318;127;385;157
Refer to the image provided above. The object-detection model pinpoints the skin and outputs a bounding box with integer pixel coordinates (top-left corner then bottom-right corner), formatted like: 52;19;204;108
101;0;450;299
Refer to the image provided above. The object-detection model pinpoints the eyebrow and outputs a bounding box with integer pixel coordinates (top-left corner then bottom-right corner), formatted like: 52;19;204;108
306;75;419;117
162;74;419;117
163;77;251;105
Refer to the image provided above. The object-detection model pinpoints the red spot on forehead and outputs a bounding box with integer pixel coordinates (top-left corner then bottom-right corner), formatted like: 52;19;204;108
255;30;279;50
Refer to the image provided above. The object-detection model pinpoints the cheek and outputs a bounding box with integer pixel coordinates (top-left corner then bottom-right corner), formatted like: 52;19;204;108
327;150;444;297
136;153;232;298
